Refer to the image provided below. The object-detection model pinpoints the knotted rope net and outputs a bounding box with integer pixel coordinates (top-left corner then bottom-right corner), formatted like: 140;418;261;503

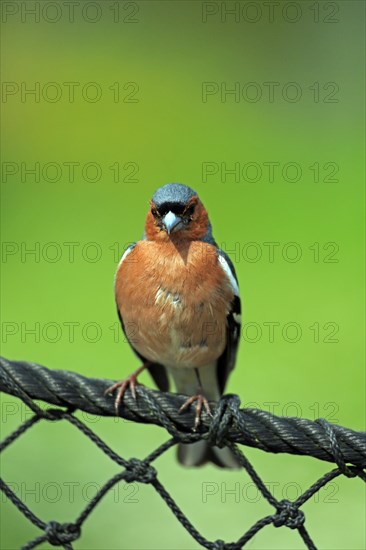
1;357;365;550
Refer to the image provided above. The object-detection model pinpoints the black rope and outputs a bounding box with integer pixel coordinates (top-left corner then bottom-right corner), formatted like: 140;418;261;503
1;358;365;468
1;357;365;550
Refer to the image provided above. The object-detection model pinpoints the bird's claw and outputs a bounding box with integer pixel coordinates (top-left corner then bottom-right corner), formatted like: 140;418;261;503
178;390;212;431
105;372;143;413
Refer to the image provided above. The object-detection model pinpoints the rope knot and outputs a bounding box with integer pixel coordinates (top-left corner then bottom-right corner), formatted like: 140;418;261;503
124;458;157;484
212;539;226;549
45;521;80;546
43;408;67;421
273;500;305;529
316;418;356;477
208;394;241;448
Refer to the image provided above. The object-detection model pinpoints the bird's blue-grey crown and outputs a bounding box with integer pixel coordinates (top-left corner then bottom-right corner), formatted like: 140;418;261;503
152;183;197;209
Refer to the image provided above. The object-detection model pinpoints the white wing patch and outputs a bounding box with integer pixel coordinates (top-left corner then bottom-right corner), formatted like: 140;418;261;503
233;312;241;324
118;244;135;268
218;253;239;296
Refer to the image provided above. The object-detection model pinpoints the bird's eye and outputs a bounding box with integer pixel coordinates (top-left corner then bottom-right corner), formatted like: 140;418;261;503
151;207;160;219
185;205;195;217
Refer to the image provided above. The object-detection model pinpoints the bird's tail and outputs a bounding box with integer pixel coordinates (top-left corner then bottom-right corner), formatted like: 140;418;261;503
177;441;241;469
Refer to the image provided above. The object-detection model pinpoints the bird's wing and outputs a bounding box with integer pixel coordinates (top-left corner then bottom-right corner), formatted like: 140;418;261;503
216;249;241;394
115;243;170;392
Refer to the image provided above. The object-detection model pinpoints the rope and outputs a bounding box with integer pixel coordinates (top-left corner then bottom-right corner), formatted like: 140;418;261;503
1;357;365;550
1;358;365;468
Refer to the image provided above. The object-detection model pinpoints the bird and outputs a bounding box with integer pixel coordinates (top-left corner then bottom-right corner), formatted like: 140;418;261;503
106;183;241;468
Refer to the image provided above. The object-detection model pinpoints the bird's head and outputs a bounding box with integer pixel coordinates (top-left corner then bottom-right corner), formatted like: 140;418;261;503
145;183;210;242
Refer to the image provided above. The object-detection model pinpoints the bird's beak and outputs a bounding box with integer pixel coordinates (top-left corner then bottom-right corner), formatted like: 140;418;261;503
162;211;182;235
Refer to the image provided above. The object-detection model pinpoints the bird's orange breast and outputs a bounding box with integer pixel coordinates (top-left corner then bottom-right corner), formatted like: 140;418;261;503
115;240;234;369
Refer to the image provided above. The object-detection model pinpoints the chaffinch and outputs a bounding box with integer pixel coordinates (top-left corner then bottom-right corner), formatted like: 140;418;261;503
107;183;241;468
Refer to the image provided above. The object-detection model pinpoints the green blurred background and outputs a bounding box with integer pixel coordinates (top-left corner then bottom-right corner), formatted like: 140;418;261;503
1;1;365;548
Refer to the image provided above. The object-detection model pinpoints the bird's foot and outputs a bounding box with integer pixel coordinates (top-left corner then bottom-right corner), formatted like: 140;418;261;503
105;364;147;413
178;388;212;431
